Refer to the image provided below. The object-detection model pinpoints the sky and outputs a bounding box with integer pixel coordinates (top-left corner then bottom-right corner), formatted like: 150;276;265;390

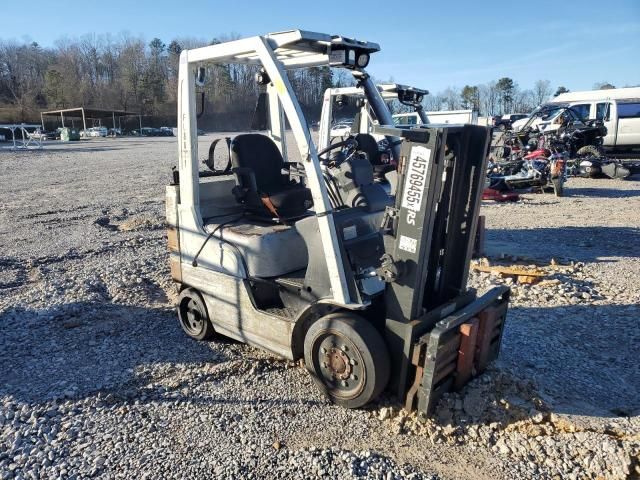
2;0;639;93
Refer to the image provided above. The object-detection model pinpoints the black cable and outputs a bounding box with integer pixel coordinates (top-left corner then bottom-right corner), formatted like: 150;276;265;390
323;173;340;208
192;215;244;267
192;215;284;283
330;175;345;206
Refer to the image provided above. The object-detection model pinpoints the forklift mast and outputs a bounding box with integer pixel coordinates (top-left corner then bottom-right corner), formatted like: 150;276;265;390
376;124;510;414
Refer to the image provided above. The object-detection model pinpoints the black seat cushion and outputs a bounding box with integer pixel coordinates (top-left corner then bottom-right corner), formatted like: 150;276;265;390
231;134;312;219
232;134;285;193
266;184;313;218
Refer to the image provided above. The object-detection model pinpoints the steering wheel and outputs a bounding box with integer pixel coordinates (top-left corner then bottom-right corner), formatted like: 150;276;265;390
317;137;358;166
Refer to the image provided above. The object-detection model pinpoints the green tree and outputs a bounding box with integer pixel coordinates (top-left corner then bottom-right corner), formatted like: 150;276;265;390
44;67;66;108
594;82;615;90
533;79;552;106
496;77;515;114
460;85;480;110
149;38;165;58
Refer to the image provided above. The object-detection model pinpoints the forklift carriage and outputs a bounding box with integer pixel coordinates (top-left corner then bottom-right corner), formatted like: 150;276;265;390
166;30;509;415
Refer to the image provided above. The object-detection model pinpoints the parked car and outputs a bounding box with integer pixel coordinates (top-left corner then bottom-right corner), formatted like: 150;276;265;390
80;126;108;138
159;127;174;136
330;120;353;138
132;127;158;136
28;129;59;141
108;128;123;136
492;113;528;131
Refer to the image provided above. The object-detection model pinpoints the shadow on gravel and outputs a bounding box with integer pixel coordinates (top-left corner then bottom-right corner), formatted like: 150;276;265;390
501;303;640;419
32;146;131;153
568;185;640;199
0;302;232;404
486;226;640;262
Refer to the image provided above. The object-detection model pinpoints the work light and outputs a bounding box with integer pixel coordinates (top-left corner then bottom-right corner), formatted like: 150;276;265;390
356;52;370;68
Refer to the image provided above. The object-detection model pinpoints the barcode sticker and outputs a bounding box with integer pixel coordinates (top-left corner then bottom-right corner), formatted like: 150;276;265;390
398;235;418;254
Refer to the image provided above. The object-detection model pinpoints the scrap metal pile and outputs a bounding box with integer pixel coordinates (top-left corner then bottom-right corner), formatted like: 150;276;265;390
484;104;637;201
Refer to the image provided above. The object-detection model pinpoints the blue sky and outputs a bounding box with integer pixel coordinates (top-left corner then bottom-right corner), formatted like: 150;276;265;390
2;0;638;93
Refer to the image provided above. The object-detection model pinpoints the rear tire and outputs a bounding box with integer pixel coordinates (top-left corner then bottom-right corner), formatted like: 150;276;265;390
577;145;602;158
177;288;215;341
304;313;390;409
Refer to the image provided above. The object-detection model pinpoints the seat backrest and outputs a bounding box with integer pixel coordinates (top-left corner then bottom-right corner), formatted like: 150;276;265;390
231;134;285;192
354;133;382;165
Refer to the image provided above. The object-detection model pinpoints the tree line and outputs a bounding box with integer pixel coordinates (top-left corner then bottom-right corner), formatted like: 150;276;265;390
0;34;333;129
419;80;633;117
0;34;630;128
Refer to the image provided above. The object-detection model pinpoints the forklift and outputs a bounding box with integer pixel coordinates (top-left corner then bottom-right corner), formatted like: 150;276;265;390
318;82;430;151
318;83;429;195
166;30;509;414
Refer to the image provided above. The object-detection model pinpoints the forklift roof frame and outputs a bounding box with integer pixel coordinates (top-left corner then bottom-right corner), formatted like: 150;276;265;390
177;30;387;307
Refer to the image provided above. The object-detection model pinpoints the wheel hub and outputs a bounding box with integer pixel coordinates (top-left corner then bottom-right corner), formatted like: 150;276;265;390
182;299;204;334
324;348;352;380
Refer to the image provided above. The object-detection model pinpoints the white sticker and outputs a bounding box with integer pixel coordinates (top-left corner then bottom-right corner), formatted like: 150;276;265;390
401;146;431;213
398;235;418;254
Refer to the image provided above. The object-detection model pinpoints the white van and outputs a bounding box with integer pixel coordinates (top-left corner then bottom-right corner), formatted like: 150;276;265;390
513;87;640;149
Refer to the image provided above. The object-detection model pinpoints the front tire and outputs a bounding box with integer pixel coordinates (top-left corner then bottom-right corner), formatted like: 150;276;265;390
304;313;390;409
177;288;215;340
552;177;564;197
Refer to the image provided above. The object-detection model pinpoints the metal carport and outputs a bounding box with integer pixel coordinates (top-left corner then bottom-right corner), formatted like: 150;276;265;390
40;107;141;132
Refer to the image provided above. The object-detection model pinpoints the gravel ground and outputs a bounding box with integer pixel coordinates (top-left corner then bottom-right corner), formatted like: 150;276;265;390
1;136;638;479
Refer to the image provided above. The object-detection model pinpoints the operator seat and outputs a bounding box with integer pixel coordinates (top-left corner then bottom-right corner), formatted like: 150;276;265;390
354;133;394;179
230;134;312;220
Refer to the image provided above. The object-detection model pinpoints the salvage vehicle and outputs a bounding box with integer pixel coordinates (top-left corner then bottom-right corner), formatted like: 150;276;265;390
507;105;606;157
513;87;640;151
572;157;631;180
166;30;509;415
487;149;566;197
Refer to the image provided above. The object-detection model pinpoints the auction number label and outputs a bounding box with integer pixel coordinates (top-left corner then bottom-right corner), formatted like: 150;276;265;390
400;146;431;225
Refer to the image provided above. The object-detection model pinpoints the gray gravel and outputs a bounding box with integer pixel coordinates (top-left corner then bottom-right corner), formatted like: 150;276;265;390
1;136;639;479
